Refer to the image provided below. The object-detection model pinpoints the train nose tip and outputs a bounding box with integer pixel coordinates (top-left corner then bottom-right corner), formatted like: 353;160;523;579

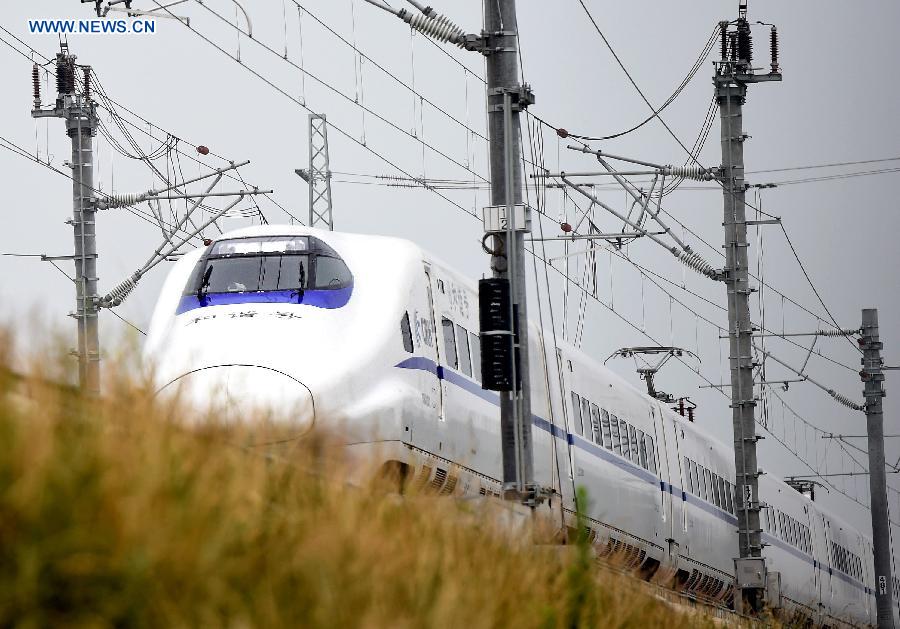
157;364;316;441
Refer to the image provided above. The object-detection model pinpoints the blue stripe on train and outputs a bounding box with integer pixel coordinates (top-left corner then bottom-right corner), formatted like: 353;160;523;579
395;356;871;594
176;285;353;314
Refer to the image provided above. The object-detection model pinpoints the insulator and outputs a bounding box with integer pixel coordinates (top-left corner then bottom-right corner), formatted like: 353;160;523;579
816;328;859;338
55;55;75;95
664;165;715;181
720;22;728;61
770;26;780;73
100;274;139;308
100;193;142;209
736;19;753;65
677;250;719;280
829;390;865;412
32;64;41;106
82;67;91;102
406;11;465;47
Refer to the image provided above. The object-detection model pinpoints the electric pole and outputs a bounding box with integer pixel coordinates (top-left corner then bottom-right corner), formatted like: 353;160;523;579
860;308;896;629
295;113;334;230
714;1;781;614
358;0;539;504
483;0;537;503
33;44;101;395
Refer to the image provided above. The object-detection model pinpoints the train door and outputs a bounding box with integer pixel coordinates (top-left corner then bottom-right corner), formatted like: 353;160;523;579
405;264;444;458
557;353;587;484
802;504;820;611
662;404;688;558
652;402;681;571
553;348;579;512
423;266;445;422
821;516;834;616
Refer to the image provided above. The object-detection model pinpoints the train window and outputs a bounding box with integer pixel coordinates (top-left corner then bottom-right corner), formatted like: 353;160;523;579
202;254;310;294
589;404;602;445
645;435;657;474
441;318;458;369
684;458;693;494
625;425;636;463
725;482;734;515
618;419;630;460
637;430;648;469
455;324;472;377
703;468;713;503
313;256;352;288
401;312;414;352
600;409;612;450
259;255;282;290
581;398;592;440
609;415;622;455
210;235;309;256
712;475;722;509
630;427;641;465
469;332;481;383
571;393;583;436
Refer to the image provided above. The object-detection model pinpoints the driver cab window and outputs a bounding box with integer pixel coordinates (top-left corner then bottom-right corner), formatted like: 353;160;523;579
314;256;352;288
185;235;352;296
204;255;308;294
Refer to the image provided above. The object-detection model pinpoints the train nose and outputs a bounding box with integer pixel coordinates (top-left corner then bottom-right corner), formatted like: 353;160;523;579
157;364;316;441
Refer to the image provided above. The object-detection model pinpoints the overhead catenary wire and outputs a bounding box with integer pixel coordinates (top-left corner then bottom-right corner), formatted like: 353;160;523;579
516;108;870;503
0;26;301;226
292;0;488;144
0;133;220;242
534;6;876;347
528;24;719;142
187;0;490;185
148;0;485;233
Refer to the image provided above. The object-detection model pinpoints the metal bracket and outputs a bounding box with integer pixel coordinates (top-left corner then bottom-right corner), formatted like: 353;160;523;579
487;84;535;112
470;29;518;55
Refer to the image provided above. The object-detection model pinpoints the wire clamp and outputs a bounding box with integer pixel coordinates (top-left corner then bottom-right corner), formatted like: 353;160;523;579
486;85;535;113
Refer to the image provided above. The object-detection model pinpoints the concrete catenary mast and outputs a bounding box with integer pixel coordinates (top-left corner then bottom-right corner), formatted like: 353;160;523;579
482;0;538;503
32;45;101;395
714;1;781;613
860;308;896;629
358;0;540;504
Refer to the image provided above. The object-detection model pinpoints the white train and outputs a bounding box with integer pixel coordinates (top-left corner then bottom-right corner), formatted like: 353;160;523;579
146;225;899;628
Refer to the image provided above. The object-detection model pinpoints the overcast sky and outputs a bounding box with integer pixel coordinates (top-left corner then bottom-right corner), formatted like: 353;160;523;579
1;0;898;535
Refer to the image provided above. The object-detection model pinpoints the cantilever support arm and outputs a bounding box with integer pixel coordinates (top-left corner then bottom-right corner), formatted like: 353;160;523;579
561;176;679;256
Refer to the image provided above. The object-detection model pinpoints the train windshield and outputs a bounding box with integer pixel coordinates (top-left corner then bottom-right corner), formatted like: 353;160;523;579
203;255;309;293
185;235;352;295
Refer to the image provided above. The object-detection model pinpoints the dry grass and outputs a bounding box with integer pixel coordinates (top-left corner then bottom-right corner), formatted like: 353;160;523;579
0;336;719;628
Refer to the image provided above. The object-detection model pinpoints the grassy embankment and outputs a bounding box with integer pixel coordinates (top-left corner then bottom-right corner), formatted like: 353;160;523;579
0;336;720;628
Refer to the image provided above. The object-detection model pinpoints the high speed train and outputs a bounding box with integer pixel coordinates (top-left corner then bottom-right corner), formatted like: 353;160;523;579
145;225;899;627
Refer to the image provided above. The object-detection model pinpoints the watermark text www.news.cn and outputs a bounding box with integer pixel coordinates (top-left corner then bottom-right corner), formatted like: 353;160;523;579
29;19;156;35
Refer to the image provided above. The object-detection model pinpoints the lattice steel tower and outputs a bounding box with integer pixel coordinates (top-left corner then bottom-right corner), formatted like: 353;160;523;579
295;114;334;230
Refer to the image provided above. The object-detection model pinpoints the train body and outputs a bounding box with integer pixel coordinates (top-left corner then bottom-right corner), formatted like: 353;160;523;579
146;225;899;627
